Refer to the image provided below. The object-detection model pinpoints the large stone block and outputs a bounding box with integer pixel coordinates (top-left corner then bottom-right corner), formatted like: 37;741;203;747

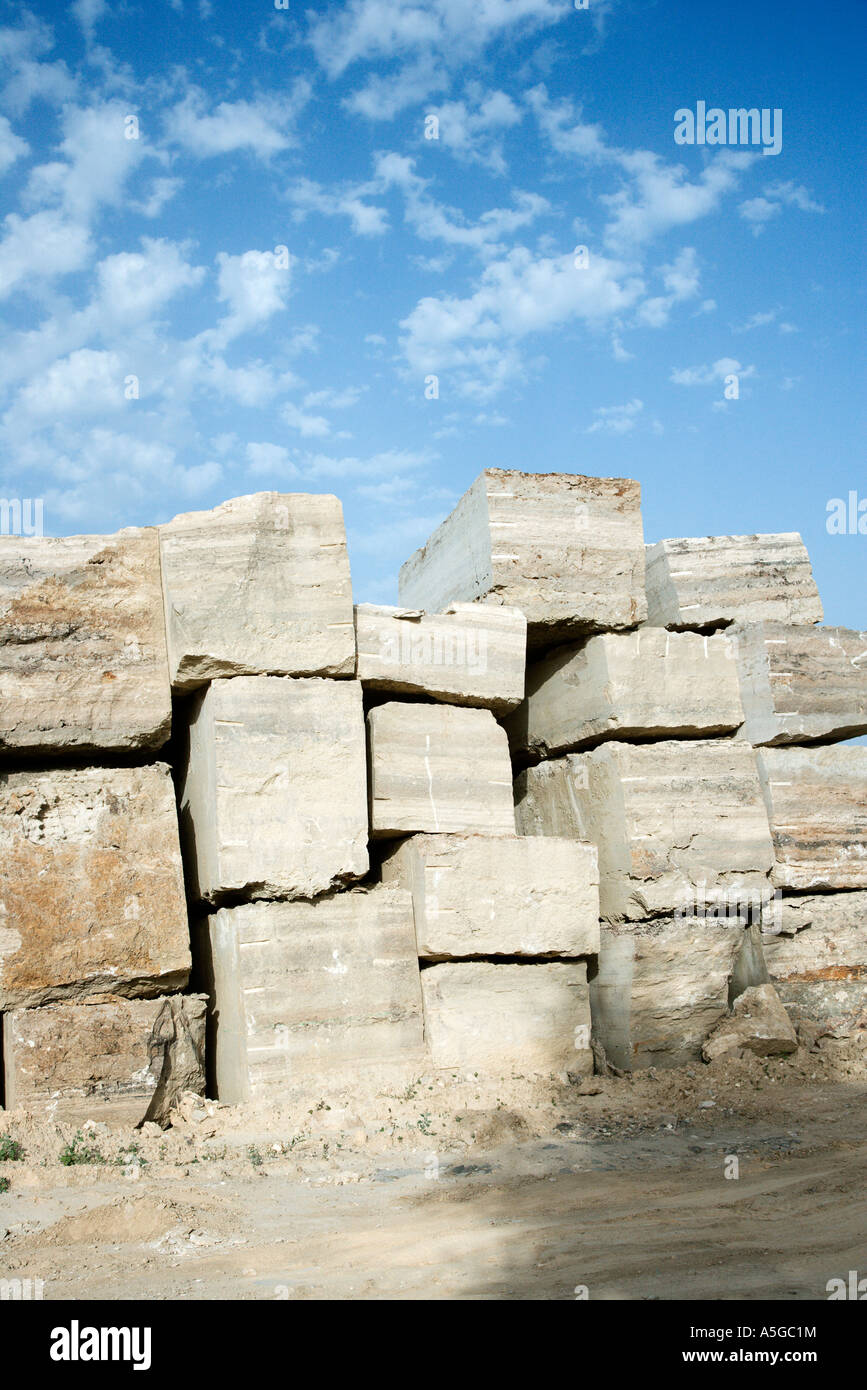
762;891;867;1022
179;676;368;903
645;533;823;630
756;746;867;891
507;629;743;758
0;528;170;755
420;961;592;1073
399;469;646;646
516;740;775;921
732;622;867;746
197;888;425;1102
160;493;355;691
354;602;525;713
590;919;744;1069
367;702;515;838
2;995;207;1126
380;833;599;959
0;764;190;1009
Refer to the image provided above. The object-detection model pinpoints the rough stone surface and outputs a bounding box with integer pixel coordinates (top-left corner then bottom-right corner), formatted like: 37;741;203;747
0;528;170;755
197;888;425;1102
355;602;526;713
368;702;515;838
762;891;867;1021
732;622;867;746
380;833;600;959
2;995;207;1126
0;764;190;1009
179;676;368;903
756;746;867;891
516;740;774;922
420;961;592;1073
160;493;355;691
701;983;798;1061
399;469;646;646
645;533;823;630
590;919;744;1069
507;628;743;757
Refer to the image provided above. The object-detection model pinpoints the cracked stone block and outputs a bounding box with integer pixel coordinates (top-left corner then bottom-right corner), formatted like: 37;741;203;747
590;918;744;1069
762;891;867;1021
0;528;171;755
178;676;368;904
420;961;592;1073
380;833;599;959
197;887;425;1102
0;764;190;1010
756;746;867;891
732;622;867;746
367;701;515;838
506;628;743;758
702;983;798;1061
160;493;355;692
399;469;646;647
515;740;775;922
645;533;823;630
354;602;526;713
2;995;207;1127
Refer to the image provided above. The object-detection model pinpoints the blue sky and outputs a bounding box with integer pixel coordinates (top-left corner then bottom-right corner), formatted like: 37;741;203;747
0;0;864;623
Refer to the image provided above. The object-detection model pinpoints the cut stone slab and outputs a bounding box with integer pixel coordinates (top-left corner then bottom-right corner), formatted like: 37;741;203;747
380;833;600;959
506;628;743;758
515;740;775;922
355;602;526;713
196;888;425;1103
701;983;798;1061
732;622;867;746
0;528;170;755
762;891;867;1021
0;764;190;1009
160;492;355;691
367;702;515;838
399;469;646;647
645;533;823;630
420;961;592;1073
756;746;867;891
590;919;744;1069
2;995;207;1127
179;676;368;903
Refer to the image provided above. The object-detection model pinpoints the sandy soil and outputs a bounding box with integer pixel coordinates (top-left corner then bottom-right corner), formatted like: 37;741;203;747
1;1031;865;1301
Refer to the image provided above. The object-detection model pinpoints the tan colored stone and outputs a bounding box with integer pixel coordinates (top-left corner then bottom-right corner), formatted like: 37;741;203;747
179;676;368;903
732;622;867;746
756;746;867;891
645;533;823;630
0;764;190;1009
0;528;170;755
160;493;355;691
702;983;798;1061
368;701;515;838
762;891;867;1022
380;833;599;958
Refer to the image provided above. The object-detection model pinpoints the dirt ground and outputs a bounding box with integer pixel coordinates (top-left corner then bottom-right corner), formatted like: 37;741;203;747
1;1031;865;1301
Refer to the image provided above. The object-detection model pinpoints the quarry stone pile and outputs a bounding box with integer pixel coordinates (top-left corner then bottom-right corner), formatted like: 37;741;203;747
732;622;867;746
644;533;824;630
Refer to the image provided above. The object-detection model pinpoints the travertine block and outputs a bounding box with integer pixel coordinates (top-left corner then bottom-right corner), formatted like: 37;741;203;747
160;493;355;691
420;961;592;1073
590;919;744;1069
756;746;867;890
380;833;599;958
645;533;823;630
367;702;515;838
507;628;743;757
516;740;775;921
0;764;190;1009
762;891;867;1022
179;676;368;903
2;995;207;1126
732;622;867;746
197;888;425;1102
399;469;646;646
355;602;525;713
0;528;170;754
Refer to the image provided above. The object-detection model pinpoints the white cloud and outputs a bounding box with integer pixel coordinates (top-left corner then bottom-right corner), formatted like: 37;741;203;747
4;348;125;420
635;246;701;327
288;177;389;236
670;357;754;386
283;401;331;437
23;101;153;222
526;84;608;159
585;398;643;434
209;248;292;345
427;88;522;172
739;181;825;233
0;114;28;175
246;442;299;477
165;85;310;158
95;239;205;322
603;150;749;251
0;210;92;299
71;0;107;38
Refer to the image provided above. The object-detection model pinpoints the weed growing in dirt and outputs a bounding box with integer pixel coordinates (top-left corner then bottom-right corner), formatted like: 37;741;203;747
0;1134;24;1162
247;1145;264;1168
59;1131;105;1166
0;1177;10;1193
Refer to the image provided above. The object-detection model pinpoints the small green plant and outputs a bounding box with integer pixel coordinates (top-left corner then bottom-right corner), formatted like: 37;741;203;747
0;1134;24;1162
416;1113;433;1136
59;1130;104;1166
0;1176;10;1193
247;1145;263;1168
